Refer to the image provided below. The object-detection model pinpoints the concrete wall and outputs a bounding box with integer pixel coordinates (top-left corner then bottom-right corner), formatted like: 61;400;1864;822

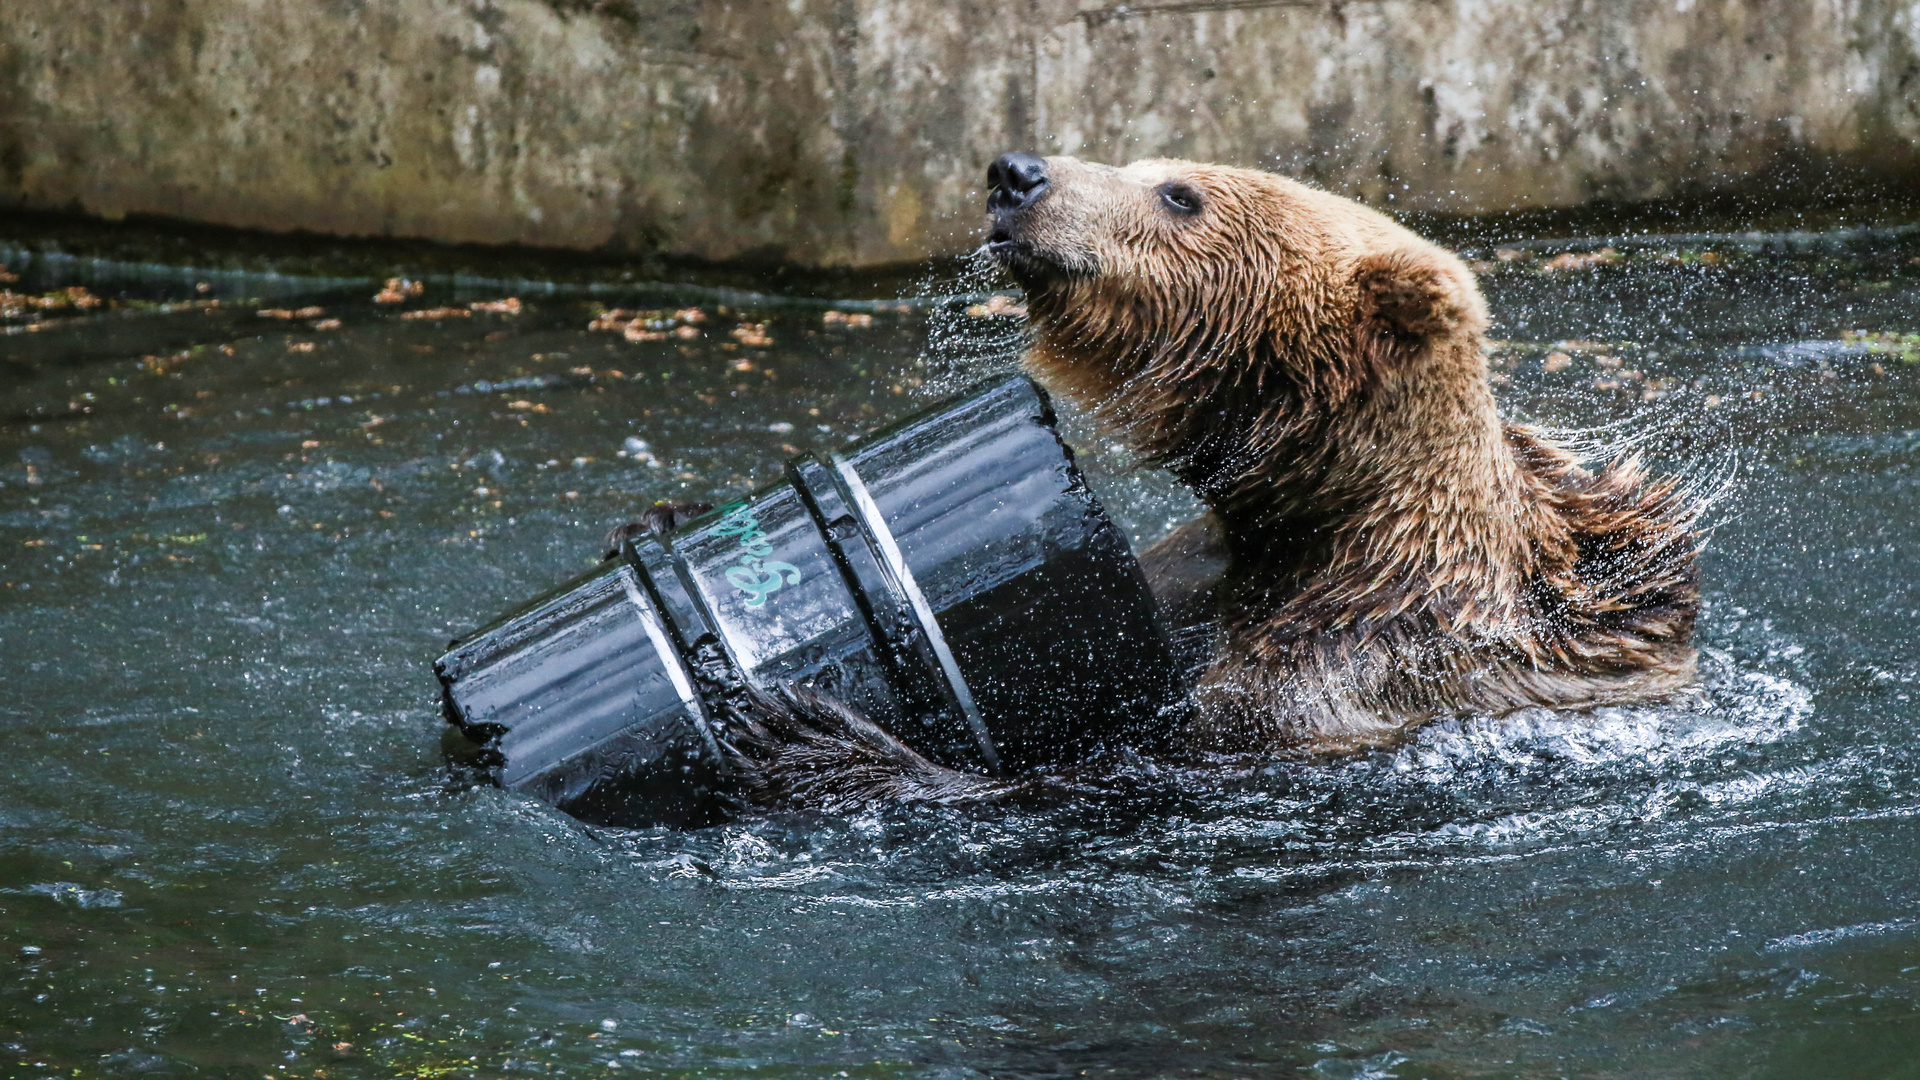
1;0;1917;268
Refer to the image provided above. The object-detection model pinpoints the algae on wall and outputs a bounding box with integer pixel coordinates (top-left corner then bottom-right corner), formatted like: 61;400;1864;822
1;0;1916;268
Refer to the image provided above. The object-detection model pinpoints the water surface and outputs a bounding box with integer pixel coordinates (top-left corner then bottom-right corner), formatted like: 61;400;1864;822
3;226;1920;1078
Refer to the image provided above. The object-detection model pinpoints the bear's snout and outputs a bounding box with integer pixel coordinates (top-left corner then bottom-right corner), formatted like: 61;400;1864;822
985;152;1101;283
987;152;1049;217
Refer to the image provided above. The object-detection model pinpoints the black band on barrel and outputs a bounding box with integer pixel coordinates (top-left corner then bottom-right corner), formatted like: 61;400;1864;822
621;535;735;751
786;453;992;773
826;451;1004;776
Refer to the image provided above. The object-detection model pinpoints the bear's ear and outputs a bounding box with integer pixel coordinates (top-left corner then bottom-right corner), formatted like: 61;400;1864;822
1352;249;1479;342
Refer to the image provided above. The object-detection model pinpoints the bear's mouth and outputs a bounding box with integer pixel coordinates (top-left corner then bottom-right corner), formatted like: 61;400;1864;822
986;230;1075;287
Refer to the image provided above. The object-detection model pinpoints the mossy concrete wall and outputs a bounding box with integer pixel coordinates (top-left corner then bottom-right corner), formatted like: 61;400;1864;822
2;1;1917;267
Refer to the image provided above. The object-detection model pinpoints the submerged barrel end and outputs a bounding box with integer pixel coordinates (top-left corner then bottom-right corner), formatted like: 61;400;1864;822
434;656;509;779
440;721;507;776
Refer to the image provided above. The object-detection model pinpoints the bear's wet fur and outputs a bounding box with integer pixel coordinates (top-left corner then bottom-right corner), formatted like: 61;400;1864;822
686;155;1701;808
1000;156;1700;756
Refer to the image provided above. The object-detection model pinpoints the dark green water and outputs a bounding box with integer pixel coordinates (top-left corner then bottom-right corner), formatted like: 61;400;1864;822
3;224;1919;1079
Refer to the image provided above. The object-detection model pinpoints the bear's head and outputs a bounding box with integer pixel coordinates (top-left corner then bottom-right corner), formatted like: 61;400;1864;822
984;153;1493;524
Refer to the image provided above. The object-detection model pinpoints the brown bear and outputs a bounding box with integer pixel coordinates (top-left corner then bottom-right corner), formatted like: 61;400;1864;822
984;152;1701;757
695;153;1704;810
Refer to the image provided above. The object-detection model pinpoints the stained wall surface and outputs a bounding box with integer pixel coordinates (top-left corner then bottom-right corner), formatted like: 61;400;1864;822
2;1;1916;266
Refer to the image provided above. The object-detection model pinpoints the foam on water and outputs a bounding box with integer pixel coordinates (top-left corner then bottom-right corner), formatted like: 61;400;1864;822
1384;661;1810;784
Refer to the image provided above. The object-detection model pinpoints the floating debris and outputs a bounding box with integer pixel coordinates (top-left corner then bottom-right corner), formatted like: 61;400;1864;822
731;322;773;347
288;341;317;353
588;308;633;331
1539;247;1622;273
400;307;471;321
257;306;323;320
1542;352;1572;373
823;310;875;328
1;285;102;317
311;318;342;330
1470;248;1534;274
374;278;425;303
452;373;588;395
470;297;522;315
1841;330;1920;363
591;307;703;340
965;294;1028;318
620;436;663;468
1549;339;1610;354
140;350;192;374
1653;250;1728;267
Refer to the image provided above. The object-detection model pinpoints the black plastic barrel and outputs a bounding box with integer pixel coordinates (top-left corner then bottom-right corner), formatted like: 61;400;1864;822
436;374;1185;825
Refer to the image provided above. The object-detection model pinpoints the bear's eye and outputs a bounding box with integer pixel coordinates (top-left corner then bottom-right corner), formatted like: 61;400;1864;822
1158;183;1203;216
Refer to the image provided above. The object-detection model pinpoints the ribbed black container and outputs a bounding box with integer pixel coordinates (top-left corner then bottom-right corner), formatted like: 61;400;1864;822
436;374;1185;825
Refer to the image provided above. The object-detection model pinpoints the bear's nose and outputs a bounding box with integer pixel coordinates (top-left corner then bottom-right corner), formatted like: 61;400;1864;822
987;152;1049;213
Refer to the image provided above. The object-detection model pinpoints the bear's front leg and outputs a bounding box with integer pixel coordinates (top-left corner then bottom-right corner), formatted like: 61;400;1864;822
1184;621;1421;759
